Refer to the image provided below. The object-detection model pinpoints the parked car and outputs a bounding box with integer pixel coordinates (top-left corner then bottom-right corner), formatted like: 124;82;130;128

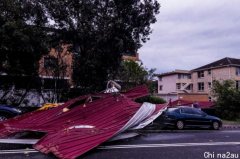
155;106;222;130
0;105;23;121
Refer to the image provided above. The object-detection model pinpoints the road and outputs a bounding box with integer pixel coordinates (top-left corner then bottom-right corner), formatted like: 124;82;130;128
0;129;240;159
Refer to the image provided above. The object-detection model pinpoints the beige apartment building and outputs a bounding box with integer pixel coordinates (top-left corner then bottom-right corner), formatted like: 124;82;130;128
158;70;192;94
157;57;240;102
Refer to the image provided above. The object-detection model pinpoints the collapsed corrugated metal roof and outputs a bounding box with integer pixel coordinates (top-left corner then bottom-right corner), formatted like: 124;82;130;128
0;85;166;159
169;99;215;109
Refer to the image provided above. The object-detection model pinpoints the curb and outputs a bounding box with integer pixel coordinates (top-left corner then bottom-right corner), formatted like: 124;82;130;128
222;124;240;129
134;125;240;133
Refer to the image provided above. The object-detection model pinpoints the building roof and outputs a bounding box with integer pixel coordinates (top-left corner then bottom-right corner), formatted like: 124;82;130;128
0;86;152;159
192;57;240;72
157;69;190;77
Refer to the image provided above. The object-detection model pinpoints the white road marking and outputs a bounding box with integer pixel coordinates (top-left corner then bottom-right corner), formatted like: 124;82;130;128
0;149;38;154
220;130;240;133
0;139;38;144
0;130;239;154
0;142;240;154
99;142;240;149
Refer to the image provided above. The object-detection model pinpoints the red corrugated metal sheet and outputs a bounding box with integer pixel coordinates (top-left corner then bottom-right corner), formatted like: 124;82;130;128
0;86;149;159
168;99;215;109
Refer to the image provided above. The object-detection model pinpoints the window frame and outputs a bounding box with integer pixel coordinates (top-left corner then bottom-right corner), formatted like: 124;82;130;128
208;82;212;89
159;85;163;91
236;81;240;90
197;71;204;78
176;83;181;90
198;82;205;91
236;67;240;76
208;69;211;75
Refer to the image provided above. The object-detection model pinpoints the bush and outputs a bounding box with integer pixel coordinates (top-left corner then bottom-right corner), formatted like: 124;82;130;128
135;95;166;104
212;80;240;120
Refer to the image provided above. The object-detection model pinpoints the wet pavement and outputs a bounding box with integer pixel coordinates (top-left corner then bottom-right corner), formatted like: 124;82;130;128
0;129;240;159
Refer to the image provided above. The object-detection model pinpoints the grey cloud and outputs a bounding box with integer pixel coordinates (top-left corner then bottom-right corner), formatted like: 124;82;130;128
139;0;240;73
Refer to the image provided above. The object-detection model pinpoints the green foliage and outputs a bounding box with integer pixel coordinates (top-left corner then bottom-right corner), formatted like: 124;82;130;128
0;0;50;76
147;80;158;95
0;0;160;92
212;80;240;120
39;0;160;91
135;95;166;104
118;61;148;85
117;61;157;93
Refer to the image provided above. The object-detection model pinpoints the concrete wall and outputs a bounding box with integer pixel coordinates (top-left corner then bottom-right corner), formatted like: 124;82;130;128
157;94;178;102
158;74;177;94
157;93;209;102
158;74;192;94
178;93;209;102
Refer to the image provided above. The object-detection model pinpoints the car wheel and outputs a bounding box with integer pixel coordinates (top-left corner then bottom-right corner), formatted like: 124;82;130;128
212;121;220;130
176;120;184;130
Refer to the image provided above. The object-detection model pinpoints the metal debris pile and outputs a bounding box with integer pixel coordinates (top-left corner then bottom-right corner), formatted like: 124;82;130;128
0;85;166;159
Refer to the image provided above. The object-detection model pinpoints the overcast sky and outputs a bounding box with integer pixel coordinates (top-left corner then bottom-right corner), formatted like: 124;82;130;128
139;0;240;73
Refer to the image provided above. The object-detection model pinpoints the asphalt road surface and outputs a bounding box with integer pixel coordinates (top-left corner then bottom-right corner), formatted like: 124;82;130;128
0;129;240;159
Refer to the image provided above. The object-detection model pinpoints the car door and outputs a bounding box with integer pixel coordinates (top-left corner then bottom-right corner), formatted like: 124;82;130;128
180;107;212;127
179;108;197;126
179;108;204;127
190;109;212;127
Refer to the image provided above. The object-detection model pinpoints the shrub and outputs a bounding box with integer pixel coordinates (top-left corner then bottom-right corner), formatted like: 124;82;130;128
135;95;166;104
212;80;240;120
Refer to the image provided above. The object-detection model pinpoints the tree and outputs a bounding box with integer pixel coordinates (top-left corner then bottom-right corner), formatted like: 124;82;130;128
135;95;165;104
211;80;240;120
116;60;157;93
39;44;72;102
0;0;50;77
39;0;160;92
117;61;148;87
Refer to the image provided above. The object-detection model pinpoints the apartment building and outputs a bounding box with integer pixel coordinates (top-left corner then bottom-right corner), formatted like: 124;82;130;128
191;57;240;95
38;44;73;88
39;48;141;88
158;70;192;94
157;57;240;101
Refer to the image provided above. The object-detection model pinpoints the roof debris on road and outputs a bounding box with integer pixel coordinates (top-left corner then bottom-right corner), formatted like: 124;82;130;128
0;85;166;159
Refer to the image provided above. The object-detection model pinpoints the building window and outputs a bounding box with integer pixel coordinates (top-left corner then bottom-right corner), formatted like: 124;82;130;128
236;81;240;90
208;82;212;88
159;85;163;91
178;74;181;79
178;74;191;79
176;83;181;90
208;69;211;75
197;71;204;78
44;57;58;68
198;82;204;91
159;77;162;81
236;67;240;76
